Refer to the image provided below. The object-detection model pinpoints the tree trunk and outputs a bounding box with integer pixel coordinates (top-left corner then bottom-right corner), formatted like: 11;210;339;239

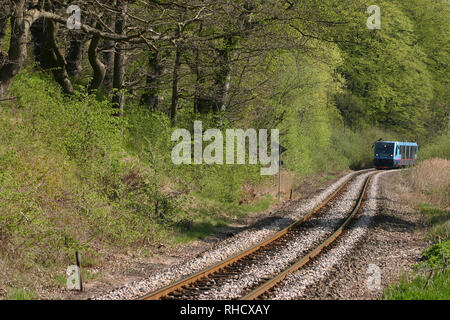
0;2;10;48
66;31;84;78
141;51;162;112
30;18;47;65
170;43;182;126
112;1;128;117
47;20;74;94
220;68;232;112
193;73;201;114
193;22;203;114
87;31;106;93
0;0;33;100
102;10;116;94
102;43;115;94
216;36;236;112
30;17;74;94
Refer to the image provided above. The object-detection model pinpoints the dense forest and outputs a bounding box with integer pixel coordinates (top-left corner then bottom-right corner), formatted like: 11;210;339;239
0;0;448;297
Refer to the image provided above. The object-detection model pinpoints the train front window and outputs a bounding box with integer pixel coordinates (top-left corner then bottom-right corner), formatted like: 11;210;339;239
375;143;394;156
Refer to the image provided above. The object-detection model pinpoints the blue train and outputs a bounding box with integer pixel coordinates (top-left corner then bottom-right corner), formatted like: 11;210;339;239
374;141;418;169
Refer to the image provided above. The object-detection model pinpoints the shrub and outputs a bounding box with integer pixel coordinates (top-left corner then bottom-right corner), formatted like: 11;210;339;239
420;133;450;160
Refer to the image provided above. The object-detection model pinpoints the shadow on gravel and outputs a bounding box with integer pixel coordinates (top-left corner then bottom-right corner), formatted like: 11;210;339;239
370;213;419;233
211;215;297;242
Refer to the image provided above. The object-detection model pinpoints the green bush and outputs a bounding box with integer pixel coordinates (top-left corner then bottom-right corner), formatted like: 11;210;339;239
419;132;450;160
421;241;450;269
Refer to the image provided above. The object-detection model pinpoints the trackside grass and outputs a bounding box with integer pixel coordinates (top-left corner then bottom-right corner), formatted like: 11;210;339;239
383;241;449;300
384;159;449;300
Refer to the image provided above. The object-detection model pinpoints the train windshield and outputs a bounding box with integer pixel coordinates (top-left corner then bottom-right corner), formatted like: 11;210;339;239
375;142;394;155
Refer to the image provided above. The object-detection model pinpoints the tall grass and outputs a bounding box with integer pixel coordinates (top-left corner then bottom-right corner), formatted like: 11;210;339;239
410;158;450;208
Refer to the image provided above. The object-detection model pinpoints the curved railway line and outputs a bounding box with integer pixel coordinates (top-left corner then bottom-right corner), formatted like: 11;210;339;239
140;170;376;300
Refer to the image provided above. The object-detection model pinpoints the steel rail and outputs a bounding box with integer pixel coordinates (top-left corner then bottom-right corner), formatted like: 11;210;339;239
241;173;374;300
139;170;373;300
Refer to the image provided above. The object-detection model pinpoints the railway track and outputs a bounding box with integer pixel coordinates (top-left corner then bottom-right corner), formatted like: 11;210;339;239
140;170;375;300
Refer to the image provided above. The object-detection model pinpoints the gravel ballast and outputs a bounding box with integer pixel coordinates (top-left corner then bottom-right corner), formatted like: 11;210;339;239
270;170;386;299
93;170;366;300
93;169;425;300
270;170;428;300
191;171;373;300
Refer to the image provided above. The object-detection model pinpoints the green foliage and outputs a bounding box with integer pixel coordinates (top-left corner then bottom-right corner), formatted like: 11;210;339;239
12;70;123;160
334;93;366;129
329;128;371;170
260;48;400;174
336;0;448;137
263;47;343;174
400;0;450;136
421;241;450;269
419;132;450;160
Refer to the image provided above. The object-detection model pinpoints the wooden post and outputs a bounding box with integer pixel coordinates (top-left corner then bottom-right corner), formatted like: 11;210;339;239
278;154;281;202
76;251;83;292
290;189;293;201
